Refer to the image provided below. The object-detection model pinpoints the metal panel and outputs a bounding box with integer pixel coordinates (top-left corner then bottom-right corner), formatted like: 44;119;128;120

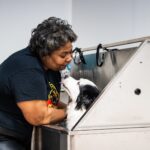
71;47;137;91
39;125;67;150
74;40;150;130
69;127;150;150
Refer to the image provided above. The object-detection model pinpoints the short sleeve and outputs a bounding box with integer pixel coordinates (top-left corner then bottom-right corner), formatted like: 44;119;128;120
10;69;47;102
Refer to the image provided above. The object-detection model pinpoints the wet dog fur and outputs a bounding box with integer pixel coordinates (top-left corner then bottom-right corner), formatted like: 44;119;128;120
61;76;100;130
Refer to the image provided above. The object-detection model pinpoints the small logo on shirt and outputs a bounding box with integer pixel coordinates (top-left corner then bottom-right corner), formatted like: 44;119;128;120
47;82;59;106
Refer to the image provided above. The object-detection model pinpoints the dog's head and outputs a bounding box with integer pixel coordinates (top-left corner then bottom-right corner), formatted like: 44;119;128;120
62;76;100;110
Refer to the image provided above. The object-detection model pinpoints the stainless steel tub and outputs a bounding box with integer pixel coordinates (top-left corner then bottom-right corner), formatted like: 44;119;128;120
32;36;150;150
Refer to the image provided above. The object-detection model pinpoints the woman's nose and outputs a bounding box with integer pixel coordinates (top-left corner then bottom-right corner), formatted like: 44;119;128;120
65;53;72;62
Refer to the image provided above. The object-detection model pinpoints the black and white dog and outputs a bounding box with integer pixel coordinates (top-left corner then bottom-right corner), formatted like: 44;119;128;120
61;76;100;130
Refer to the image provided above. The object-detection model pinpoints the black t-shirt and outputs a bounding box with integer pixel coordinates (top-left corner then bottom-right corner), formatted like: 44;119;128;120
0;47;61;142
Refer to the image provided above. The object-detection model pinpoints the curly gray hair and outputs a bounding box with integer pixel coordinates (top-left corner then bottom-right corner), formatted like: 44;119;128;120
29;17;77;58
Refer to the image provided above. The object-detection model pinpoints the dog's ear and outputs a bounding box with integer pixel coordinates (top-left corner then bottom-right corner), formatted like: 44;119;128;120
75;85;100;110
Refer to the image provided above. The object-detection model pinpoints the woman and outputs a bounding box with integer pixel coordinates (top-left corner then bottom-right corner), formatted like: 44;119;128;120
0;17;77;150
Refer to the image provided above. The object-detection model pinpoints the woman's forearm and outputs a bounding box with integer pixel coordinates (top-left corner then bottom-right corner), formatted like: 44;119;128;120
17;100;67;126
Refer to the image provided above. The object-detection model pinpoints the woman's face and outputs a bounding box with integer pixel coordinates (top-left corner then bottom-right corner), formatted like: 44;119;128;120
42;41;73;71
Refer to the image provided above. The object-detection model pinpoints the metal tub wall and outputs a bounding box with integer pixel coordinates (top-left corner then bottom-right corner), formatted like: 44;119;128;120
71;47;137;92
69;128;150;150
32;125;68;150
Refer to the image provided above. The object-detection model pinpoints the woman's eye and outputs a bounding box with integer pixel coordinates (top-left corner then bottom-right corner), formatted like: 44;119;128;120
60;52;72;58
60;54;66;58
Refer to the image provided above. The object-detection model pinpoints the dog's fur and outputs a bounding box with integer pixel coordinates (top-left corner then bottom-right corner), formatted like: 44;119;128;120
61;76;100;130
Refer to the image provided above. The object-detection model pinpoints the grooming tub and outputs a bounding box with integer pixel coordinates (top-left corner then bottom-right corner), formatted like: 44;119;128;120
32;36;150;150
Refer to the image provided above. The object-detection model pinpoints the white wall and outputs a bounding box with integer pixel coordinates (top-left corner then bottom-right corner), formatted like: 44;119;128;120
72;0;150;48
0;0;72;63
1;0;150;62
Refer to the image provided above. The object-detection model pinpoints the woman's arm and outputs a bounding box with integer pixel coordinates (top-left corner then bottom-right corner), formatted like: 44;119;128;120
17;100;67;126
